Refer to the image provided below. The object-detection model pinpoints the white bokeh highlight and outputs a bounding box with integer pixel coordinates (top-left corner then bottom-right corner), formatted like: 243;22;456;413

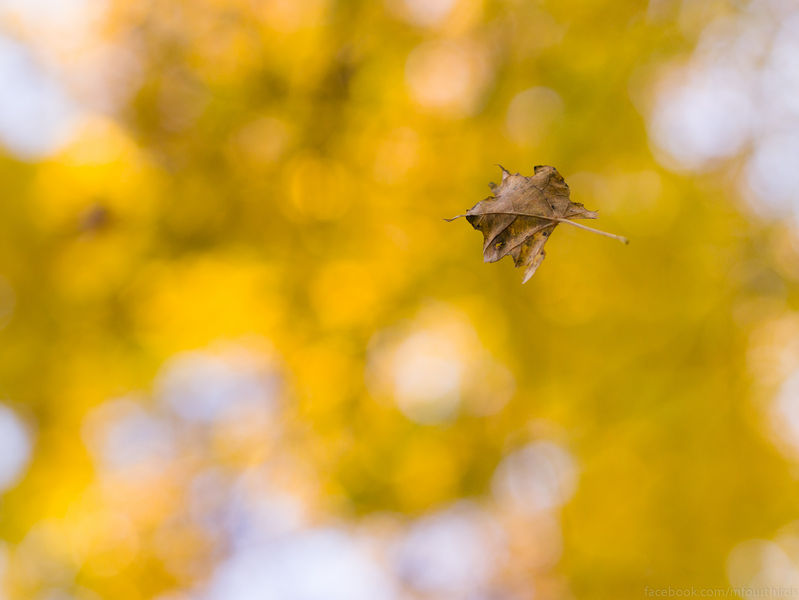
207;529;396;600
156;347;281;424
769;370;799;459
647;0;799;219
649;66;753;171
727;539;799;591
0;35;80;160
492;440;578;514
745;133;799;217
83;398;176;473
393;502;505;596
367;305;515;424
388;0;457;27
201;466;308;552
389;328;465;423
73;340;571;599
0;0;105;36
0;404;32;493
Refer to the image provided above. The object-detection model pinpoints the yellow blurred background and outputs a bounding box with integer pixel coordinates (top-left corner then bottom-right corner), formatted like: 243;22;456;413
1;0;799;598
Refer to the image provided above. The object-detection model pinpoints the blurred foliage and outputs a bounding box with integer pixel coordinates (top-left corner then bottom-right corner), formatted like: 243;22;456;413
1;0;799;599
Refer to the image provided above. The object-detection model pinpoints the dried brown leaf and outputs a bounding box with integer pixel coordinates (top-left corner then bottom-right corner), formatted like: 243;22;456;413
448;165;628;283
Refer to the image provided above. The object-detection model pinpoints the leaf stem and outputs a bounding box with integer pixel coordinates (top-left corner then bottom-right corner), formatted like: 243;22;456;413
552;218;629;244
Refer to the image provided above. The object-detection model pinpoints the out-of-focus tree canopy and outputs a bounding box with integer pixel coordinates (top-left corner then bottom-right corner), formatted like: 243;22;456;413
1;0;799;598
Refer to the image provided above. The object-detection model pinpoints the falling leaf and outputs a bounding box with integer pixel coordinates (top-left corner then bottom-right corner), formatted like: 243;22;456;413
448;165;628;283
